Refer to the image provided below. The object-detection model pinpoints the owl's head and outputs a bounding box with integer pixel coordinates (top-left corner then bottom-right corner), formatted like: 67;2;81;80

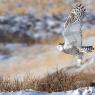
57;43;64;52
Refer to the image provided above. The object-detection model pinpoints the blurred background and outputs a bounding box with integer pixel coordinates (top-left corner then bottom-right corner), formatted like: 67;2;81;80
0;0;94;80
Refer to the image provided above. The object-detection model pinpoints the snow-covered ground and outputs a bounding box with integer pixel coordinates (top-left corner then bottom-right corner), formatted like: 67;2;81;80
0;87;94;95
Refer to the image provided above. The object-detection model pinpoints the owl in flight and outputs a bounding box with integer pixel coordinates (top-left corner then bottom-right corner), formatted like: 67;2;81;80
57;3;94;64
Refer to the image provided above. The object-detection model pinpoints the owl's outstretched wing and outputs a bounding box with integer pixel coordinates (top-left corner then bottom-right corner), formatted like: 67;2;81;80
63;4;86;49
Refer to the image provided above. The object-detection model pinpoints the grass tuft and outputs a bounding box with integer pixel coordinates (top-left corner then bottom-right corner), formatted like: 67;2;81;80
0;70;94;92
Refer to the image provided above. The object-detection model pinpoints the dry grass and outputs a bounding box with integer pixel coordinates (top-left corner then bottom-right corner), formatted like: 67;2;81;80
83;28;95;38
0;0;95;15
36;70;95;92
0;0;71;15
0;70;95;92
0;0;95;16
0;31;35;44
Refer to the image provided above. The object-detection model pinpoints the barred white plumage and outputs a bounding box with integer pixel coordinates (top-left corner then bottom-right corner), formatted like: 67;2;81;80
81;46;94;52
57;3;94;64
64;3;86;28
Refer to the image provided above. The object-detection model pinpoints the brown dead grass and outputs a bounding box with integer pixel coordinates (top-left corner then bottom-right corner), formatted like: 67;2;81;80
36;70;95;92
83;28;95;38
0;31;35;44
0;0;95;15
0;70;95;92
0;0;71;15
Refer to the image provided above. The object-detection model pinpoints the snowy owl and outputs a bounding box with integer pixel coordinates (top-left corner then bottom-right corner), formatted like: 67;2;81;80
57;3;94;64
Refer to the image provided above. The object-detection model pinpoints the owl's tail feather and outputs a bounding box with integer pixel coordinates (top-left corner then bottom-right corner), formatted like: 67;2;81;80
77;46;94;65
81;46;94;53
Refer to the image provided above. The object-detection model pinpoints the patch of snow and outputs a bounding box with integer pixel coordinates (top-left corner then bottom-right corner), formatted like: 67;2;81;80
4;43;27;51
0;55;9;60
83;36;95;46
0;87;95;95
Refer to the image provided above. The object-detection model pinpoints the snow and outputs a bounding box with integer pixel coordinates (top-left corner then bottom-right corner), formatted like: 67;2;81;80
0;87;95;95
83;37;95;46
0;43;28;60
